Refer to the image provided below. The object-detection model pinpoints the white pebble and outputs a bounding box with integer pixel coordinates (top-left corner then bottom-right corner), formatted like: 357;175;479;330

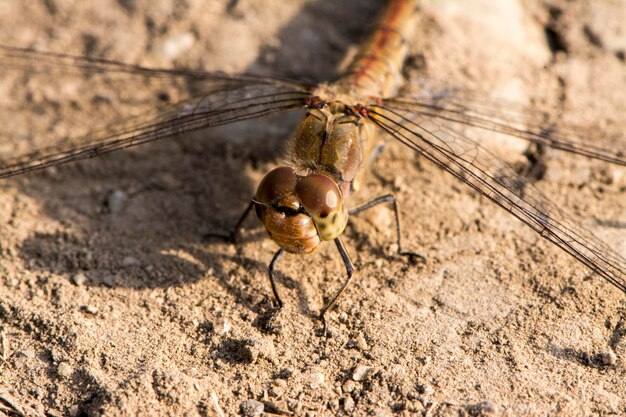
601;350;617;366
209;391;226;417
72;272;87;286
122;256;141;267
306;371;325;388
83;305;98;315
162;32;195;60
215;318;231;335
338;312;349;324
342;379;356;393
343;396;355;412
355;334;369;351
107;190;127;214
57;362;73;378
352;365;372;382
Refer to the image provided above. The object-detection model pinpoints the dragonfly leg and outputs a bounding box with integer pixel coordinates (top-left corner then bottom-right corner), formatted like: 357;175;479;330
349;194;427;264
203;200;254;244
318;237;354;337
268;248;285;309
262;248;286;333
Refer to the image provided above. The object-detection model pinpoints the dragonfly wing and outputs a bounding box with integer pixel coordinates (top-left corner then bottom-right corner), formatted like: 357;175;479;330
0;46;312;178
0;45;311;90
382;95;626;166
0;85;310;178
366;104;626;294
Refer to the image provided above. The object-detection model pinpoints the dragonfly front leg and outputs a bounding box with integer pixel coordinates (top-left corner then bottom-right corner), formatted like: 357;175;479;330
203;200;255;244
319;237;355;337
250;247;288;333
267;248;285;310
349;194;427;264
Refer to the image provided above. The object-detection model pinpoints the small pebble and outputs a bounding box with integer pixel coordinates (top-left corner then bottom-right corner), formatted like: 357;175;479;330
71;272;87;286
601;350;617;366
83;305;98;315
417;383;434;396
12;350;33;370
209;391;226;417
247;338;276;364
388;243;399;255
393;176;407;191
101;275;115;287
355;334;369;351
57;362;73;378
161;32;195;60
338;312;349;324
352;365;372;382
51;348;65;363
306;372;325;388
343;396;355;412
122;256;140;267
107;190;127;214
342;379;356;394
240;399;264;417
269;379;287;397
215;318;231;335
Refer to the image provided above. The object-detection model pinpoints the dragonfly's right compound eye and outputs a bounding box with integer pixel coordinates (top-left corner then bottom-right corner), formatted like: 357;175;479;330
295;174;348;241
254;166;321;254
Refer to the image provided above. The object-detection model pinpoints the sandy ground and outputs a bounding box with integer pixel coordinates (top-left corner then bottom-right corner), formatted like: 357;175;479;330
0;0;625;416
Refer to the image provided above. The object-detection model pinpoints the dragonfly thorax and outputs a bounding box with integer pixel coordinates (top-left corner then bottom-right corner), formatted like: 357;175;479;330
254;167;349;254
286;103;370;198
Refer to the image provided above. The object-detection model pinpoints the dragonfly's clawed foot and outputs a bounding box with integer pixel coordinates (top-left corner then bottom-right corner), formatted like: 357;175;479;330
256;305;284;334
316;313;330;338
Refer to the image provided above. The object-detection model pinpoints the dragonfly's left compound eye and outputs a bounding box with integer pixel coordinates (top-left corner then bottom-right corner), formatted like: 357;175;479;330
295;174;348;241
254;166;298;205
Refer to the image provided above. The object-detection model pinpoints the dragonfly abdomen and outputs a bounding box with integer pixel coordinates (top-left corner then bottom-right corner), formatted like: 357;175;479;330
335;0;418;99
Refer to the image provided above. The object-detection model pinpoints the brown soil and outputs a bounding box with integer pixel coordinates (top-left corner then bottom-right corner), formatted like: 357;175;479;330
0;0;624;416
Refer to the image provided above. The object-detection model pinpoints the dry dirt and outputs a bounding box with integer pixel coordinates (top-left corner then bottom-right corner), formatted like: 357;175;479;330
0;0;625;416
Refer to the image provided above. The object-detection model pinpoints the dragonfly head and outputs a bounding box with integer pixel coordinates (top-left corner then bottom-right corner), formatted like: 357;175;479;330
254;167;348;254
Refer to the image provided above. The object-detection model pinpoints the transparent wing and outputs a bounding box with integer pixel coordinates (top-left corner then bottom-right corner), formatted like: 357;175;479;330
365;103;626;293
0;45;310;90
0;46;312;178
382;95;626;166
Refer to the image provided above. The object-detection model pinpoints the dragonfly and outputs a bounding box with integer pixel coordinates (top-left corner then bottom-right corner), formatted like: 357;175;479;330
0;0;624;334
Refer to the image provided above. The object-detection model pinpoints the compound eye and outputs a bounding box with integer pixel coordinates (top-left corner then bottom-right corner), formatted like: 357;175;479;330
295;174;342;218
255;167;297;205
